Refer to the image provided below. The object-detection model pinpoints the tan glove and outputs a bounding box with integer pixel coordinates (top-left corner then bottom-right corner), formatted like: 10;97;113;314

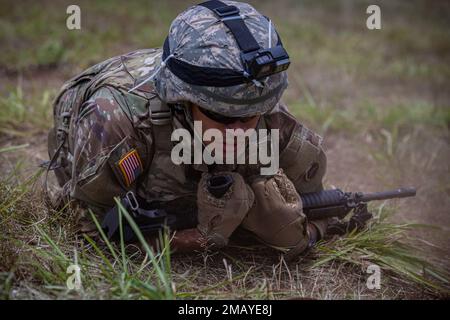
197;172;254;248
241;169;310;255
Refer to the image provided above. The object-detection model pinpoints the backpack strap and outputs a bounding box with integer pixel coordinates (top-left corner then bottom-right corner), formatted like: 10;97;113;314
148;98;173;152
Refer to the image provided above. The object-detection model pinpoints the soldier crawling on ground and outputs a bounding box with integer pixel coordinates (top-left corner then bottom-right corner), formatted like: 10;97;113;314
47;0;331;257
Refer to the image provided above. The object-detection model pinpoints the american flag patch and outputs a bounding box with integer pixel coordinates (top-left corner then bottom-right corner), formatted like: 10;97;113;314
118;149;142;186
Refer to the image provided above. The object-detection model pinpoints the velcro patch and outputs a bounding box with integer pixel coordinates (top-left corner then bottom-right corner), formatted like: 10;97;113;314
305;130;323;148
117;149;142;187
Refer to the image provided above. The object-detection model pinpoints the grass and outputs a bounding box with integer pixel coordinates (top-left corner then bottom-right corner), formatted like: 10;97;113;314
290;97;449;137
0;169;175;299
0;85;55;137
313;205;449;293
1;0;449;80
0;167;448;299
0;0;449;299
0;0;183;72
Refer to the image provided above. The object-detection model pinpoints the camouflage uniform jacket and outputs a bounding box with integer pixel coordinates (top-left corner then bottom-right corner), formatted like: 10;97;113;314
48;48;328;235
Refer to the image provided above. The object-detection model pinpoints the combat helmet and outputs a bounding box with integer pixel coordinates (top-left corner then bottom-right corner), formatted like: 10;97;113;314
152;0;290;117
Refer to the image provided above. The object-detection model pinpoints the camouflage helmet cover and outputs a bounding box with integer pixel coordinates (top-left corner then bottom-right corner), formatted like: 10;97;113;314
154;0;289;117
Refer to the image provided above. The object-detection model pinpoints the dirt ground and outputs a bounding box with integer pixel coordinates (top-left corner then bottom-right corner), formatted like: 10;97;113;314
0;0;449;299
1;65;448;298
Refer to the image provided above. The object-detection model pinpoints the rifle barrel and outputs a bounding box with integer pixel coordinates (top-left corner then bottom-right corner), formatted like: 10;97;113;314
359;187;416;202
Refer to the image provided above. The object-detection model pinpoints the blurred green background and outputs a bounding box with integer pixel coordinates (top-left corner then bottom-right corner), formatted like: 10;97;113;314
0;0;449;224
0;0;449;134
0;0;449;299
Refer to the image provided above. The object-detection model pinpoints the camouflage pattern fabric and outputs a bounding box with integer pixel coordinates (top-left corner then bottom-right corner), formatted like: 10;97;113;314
48;54;327;234
155;0;288;117
47;1;328;243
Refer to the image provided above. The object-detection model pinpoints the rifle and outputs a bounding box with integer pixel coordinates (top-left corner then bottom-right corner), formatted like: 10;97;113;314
101;174;416;241
300;187;416;235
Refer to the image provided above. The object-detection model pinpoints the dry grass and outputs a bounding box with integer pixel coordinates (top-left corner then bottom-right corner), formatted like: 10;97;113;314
0;0;449;299
0;166;448;299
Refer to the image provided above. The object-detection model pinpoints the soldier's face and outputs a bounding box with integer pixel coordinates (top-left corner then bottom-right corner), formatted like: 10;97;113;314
191;103;261;153
191;103;260;133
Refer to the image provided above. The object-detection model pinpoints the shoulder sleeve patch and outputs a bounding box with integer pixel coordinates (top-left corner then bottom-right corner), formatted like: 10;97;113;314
117;149;143;187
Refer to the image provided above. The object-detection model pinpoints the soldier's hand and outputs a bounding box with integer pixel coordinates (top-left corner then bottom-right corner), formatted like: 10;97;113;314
241;169;310;255
196;172;254;248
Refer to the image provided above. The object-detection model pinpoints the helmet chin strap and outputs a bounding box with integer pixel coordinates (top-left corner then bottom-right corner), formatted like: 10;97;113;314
170;101;196;133
182;102;195;128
